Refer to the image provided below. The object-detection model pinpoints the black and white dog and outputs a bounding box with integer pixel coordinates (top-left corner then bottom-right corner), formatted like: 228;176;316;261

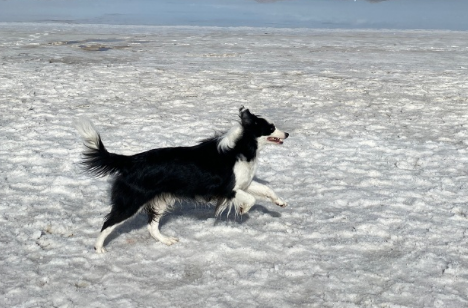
76;107;289;253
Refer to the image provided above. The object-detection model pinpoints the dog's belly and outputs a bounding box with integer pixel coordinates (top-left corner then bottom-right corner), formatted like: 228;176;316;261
233;159;257;190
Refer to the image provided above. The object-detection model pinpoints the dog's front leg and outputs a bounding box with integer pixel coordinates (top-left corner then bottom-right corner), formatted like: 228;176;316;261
246;181;287;208
232;190;256;215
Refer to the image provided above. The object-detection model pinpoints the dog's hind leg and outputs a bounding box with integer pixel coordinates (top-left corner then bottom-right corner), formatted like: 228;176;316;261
146;195;179;246
94;179;148;253
94;222;123;254
95;203;144;253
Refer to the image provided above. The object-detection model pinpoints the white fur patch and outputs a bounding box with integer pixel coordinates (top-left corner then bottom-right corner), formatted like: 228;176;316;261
217;123;243;153
74;117;100;150
233;157;258;190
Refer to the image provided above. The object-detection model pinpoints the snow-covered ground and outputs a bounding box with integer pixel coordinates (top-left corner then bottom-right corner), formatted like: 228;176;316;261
1;23;468;307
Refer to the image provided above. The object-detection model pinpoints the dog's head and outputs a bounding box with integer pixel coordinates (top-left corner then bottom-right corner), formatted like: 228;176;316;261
239;106;289;146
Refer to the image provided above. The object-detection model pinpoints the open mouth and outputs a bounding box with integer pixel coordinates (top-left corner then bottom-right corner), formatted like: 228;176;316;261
267;137;284;144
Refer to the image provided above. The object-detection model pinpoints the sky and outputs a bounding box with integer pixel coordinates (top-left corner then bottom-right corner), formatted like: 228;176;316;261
0;0;467;30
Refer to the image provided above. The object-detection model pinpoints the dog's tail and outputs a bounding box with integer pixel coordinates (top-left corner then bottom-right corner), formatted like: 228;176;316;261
75;117;128;177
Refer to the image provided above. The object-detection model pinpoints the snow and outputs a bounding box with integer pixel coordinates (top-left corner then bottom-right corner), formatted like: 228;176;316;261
1;23;468;307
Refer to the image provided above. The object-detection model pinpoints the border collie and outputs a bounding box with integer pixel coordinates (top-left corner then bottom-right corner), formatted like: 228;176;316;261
75;107;289;253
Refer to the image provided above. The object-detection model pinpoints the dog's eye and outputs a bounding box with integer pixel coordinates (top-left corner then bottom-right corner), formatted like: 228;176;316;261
270;125;275;133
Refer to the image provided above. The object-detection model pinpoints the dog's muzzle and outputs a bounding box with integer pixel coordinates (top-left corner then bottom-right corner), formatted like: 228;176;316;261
267;132;289;145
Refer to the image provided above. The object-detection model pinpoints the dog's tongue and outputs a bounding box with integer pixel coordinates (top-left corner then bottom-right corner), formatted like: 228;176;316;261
268;137;283;144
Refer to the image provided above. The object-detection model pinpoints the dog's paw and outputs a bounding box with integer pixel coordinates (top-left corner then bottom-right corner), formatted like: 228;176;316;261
275;198;288;208
160;236;179;246
239;204;253;215
94;246;107;254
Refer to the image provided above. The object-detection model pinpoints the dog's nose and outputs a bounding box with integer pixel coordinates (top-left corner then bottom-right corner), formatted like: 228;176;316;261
285;132;289;139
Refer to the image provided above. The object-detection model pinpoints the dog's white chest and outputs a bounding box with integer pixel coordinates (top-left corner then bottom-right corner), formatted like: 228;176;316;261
233;159;257;190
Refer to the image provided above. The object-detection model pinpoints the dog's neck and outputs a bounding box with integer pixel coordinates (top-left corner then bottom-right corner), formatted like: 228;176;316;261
234;132;259;162
217;123;260;162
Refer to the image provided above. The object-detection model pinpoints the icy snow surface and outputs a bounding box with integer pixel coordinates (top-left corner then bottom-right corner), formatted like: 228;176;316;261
1;23;468;307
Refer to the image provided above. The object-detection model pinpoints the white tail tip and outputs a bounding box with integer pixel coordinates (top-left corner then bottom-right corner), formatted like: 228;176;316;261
74;116;100;150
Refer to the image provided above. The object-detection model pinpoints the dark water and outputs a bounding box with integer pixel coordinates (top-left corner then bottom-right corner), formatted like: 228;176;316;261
0;0;467;30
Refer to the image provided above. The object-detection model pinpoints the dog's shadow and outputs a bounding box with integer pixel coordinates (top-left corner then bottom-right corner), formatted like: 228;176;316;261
105;202;282;247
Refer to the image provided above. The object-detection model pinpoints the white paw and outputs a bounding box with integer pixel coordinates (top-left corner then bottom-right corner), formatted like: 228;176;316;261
160;236;179;246
94;246;107;254
275;198;288;208
240;204;253;214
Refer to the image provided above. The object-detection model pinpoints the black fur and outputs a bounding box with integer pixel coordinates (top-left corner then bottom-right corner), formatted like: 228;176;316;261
81;135;130;177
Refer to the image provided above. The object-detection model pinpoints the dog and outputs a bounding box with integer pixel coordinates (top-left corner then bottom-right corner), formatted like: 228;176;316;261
75;107;289;253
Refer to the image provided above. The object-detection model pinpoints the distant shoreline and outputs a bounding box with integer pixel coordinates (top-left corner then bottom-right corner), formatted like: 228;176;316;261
0;21;466;34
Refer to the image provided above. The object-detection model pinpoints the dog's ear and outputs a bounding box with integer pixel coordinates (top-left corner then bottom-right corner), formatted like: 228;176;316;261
239;106;254;126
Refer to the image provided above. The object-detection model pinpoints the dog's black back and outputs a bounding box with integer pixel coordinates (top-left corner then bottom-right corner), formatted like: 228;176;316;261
123;139;238;200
